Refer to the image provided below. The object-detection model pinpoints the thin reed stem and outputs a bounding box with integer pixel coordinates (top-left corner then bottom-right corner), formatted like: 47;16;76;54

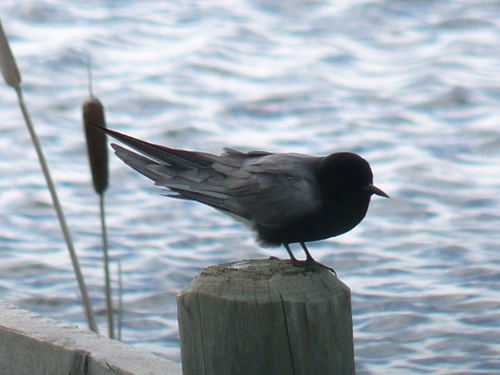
118;260;123;342
15;85;98;333
0;19;97;333
100;193;115;339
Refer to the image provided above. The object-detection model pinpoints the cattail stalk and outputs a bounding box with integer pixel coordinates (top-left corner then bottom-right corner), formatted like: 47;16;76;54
82;68;114;338
118;260;123;341
0;18;97;333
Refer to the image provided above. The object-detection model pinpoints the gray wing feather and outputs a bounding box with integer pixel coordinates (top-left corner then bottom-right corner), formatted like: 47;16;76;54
112;144;322;227
217;152;322;227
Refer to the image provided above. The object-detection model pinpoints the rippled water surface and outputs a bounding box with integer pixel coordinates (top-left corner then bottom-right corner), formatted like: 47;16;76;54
1;1;499;373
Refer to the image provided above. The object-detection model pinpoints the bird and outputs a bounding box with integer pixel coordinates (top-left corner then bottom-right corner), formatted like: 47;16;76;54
88;122;388;273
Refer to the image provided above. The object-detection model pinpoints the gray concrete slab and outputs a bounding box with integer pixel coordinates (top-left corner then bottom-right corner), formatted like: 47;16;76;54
0;301;182;375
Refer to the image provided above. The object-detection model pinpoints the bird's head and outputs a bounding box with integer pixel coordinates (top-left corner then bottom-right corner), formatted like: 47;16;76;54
318;152;388;199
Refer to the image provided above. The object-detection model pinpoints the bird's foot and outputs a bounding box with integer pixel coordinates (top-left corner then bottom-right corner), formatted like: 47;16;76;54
291;258;337;276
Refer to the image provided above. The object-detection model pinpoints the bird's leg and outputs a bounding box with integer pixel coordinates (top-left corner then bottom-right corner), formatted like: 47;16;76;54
299;242;336;275
300;242;315;263
283;243;336;275
284;243;300;264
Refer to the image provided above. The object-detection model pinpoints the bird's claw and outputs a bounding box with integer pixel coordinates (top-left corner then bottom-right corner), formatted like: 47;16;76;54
291;258;337;276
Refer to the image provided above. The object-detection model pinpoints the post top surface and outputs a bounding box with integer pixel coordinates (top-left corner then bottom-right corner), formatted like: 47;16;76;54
179;257;350;303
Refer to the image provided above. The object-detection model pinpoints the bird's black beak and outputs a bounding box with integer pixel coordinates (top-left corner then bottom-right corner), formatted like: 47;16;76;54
366;183;389;198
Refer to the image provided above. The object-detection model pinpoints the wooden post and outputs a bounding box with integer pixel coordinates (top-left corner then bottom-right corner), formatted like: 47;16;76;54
177;258;355;375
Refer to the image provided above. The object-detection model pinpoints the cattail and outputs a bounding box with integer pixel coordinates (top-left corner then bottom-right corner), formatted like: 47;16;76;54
83;95;114;339
0;19;21;88
0;18;97;333
82;60;114;339
82;97;109;195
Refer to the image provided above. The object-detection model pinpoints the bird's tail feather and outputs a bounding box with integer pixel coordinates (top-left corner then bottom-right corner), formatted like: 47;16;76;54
112;144;167;182
112;144;239;214
87;120;217;169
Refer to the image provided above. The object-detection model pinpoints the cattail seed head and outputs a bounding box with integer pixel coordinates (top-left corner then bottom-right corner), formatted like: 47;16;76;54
83;97;108;194
0;18;21;88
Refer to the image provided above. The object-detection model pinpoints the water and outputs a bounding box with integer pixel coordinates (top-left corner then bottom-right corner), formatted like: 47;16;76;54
1;0;499;373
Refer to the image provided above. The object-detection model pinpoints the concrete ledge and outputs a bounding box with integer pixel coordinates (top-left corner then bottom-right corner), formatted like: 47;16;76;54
0;301;182;375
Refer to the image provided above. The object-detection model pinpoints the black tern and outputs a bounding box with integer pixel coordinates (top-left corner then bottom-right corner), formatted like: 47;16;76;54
90;123;388;273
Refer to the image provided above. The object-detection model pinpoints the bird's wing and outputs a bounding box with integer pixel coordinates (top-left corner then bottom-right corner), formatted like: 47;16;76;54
112;144;235;212
212;150;324;227
112;143;323;228
104;127;217;168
